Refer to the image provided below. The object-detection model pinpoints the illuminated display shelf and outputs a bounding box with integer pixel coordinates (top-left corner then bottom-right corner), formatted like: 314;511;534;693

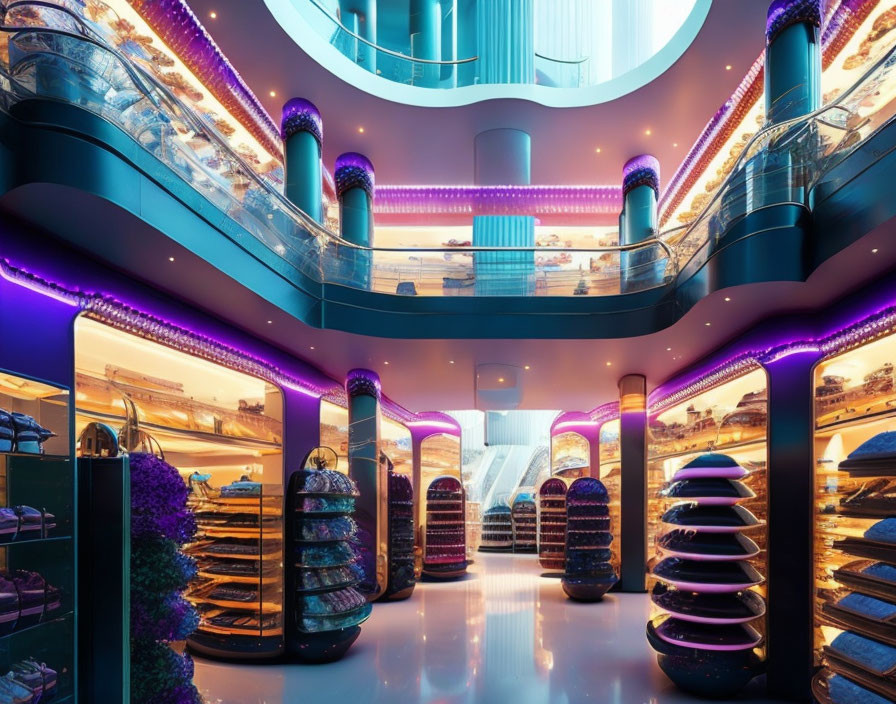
599;418;622;576
0;370;76;701
813;330;896;702
646;369;769;697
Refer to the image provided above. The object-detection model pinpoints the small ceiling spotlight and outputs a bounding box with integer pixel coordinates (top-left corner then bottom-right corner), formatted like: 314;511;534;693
724;297;731;302
666;347;672;351
606;362;612;367
168;256;175;262
269;90;277;98
524;365;531;370
266;320;272;324
673;142;678;147
705;322;712;326
725;64;732;70
209;11;217;18
645;129;652;136
358;126;365;134
309;346;315;350
449;360;455;364
497;377;505;383
384;361;390;365
595;148;602;153
872;248;879;253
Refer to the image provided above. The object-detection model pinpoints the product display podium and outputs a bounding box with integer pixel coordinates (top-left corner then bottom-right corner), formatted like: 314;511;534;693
512;492;537;553
480;502;513;552
538;478;568;570
647;453;766;698
422;476;467;579
562;478;617;601
286;448;371;662
384;470;416;600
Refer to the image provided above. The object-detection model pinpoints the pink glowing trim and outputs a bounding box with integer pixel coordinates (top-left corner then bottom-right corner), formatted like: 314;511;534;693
672;466;749;481
662;496;752;507
661;521;764;534
654;576;765;594
658;605;766;625
655;623;763;651
659;546;761;562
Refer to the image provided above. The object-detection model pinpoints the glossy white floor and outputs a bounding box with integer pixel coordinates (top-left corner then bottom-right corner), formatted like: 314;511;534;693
193;552;774;704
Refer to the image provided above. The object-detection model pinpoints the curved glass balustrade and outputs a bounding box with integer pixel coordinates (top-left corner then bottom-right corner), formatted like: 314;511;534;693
0;0;893;302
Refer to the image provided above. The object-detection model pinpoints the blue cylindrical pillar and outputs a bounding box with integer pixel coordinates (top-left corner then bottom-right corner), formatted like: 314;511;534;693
476;0;534;84
765;0;822;125
411;0;441;86
280;98;323;223
335;152;375;288
620;155;660;293
340;0;377;73
346;369;387;601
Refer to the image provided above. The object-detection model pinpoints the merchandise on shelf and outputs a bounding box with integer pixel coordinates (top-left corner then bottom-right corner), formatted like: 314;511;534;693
647;453;765;699
287;448;370;662
423;476;467;579
814;429;896;703
538;478;568;570
185;473;283;659
562;477;617;601
511;492;537;553
465;500;482;559
479;502;513;552
0;410;55;455
383;469;416;600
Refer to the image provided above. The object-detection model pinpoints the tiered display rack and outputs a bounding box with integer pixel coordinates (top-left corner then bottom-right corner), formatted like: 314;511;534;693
813;333;896;703
646;368;768;698
465;499;482;559
511;492;537;553
480;501;513;552
646;453;766;698
0;370;73;702
185;483;283;658
423;476;467;579
287;448;370;662
538;478;568;570
562;477;617;601
384;470;416;600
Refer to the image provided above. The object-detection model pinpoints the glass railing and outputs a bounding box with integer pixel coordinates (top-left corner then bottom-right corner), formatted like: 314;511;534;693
661;41;896;274
0;0;677;297
304;0;477;90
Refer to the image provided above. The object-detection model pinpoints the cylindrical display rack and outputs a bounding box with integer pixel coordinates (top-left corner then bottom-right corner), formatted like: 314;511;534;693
480;501;513;552
422;476;467;579
562;478;617;601
647;452;766;698
538;478;568;570
287;449;371;662
384;469;416;600
512;492;537;553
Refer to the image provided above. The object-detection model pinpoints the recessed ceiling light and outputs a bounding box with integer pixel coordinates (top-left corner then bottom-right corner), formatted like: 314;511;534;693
269;90;276;98
724;296;731;302
497;377;505;383
384;361;390;365
309;346;315;350
606;362;612;366
645;129;652;136
266;320;272;324
595;148;601;153
872;248;879;253
524;365;530;370
673;142;678;147
168;256;175;262
666;347;672;351
449;360;455;364
209;11;217;18
725;64;732;70
358;126;365;134
705;322;712;326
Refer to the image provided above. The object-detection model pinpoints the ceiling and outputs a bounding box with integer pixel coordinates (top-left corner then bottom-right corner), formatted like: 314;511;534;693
187;0;768;187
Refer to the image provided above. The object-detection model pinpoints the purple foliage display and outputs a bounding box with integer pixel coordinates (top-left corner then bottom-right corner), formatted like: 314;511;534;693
129;453;201;704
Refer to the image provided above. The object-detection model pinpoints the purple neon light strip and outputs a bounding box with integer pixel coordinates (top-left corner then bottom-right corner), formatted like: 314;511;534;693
373;185;622;216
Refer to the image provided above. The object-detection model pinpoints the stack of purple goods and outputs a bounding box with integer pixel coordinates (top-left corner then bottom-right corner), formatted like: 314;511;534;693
538;478;568;570
511;493;537;553
289;466;370;662
562;477;617;601
384;471;416;599
423;476;467;579
647;453;766;698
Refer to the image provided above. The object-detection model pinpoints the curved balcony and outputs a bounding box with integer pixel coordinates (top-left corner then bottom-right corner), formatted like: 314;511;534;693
0;0;895;339
266;0;712;108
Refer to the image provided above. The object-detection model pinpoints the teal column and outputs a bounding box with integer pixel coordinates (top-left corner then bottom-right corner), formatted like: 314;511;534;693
476;0;534;84
765;0;821;124
335;152;375;288
340;0;377;73
346;369;386;601
619;155;660;294
411;0;441;86
280;98;323;223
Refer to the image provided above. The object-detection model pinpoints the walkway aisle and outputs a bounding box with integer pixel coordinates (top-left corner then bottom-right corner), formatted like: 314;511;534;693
193;552;774;704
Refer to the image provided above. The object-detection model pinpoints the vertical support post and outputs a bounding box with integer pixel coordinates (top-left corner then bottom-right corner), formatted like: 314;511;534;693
620;155;660;294
618;374;647;592
335;152;375;288
761;349;821;701
765;0;822;125
280;98;324;223
475;0;534;84
346;369;386;601
340;0;378;73
411;433;424;577
411;0;442;86
440;0;458;87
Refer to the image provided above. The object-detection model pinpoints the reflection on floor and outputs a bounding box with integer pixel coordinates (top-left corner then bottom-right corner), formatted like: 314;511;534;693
193;552;774;704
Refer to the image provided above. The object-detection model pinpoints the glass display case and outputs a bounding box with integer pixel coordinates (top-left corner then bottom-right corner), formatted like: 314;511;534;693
319;402;349;474
550;432;589;480
646;368;768;698
0;370;74;702
419;434;467;578
73;317;285;660
562;477;617;602
480;500;513;552
599;419;622;575
813;332;896;702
